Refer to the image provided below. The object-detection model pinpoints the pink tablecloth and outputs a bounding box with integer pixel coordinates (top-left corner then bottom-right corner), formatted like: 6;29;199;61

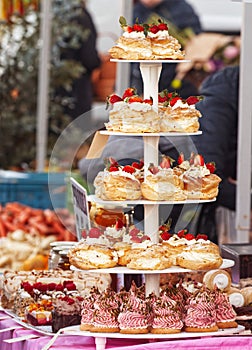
1;311;252;350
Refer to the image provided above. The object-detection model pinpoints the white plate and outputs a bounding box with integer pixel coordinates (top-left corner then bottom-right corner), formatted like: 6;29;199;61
110;59;191;64
100;131;202;137
70;258;235;274
62;324;245;339
88;194;216;205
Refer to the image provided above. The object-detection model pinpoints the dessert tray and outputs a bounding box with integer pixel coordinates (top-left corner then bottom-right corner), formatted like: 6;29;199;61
70;258;235;274
88;194;217;206
99;130;202;136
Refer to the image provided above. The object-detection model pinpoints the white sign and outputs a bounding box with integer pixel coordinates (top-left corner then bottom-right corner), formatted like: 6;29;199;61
70;177;90;241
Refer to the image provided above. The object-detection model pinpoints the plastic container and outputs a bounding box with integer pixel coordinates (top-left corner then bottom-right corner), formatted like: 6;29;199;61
0;171;67;209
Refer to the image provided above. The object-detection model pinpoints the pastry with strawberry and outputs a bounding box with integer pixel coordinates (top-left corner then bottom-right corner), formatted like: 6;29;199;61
141;155;186;201
109;17;185;60
106;88;160;133
175;231;223;271
68;242;118;270
174;152;222;200
147;20;185;60
158;90;202;133
94;157;142;201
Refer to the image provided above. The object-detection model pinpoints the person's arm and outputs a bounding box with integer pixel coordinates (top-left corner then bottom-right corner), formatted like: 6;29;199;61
192;66;239;210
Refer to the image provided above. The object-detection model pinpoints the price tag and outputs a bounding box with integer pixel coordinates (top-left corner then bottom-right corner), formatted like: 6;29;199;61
70;177;90;241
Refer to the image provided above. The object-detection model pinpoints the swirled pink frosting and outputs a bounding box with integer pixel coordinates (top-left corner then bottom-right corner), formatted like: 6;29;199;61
118;310;148;330
214;290;237;322
151;293;183;330
184;289;217;328
92;289;120;328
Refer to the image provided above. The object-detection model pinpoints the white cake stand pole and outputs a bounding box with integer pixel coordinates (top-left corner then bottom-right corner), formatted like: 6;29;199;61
140;62;162;297
95;336;106;350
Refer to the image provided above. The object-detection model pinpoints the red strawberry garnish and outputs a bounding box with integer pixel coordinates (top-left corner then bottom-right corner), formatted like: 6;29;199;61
133;24;144;32
89;227;103;238
149;25;159;34
193;154;205;166
47;283;57;291
177;152;185;165
128;96;143;103
206;162;216;173
160;155;173;169
122;165;136;174
107;94;123;105
122;87;136;100
158;93;168;103
170;96;182;107
196;233;208;241
158;23;168;31
22;282;33;294
127;26;133;33
115;218;124;229
184;233;195;240
186;96;199;105
131;236;142;243
143;98;153;105
109;166;119;172
177;229;187;238
129;227;140;237
140;235;151;242
132;161;144;169
160;231;172;241
148;163;159;174
55;284;64;292
64;282;77;291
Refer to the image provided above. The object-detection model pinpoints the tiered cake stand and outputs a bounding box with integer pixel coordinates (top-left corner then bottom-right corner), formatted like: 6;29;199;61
66;59;243;349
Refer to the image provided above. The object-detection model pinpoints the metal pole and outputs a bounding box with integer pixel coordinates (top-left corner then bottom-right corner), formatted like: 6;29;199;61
236;0;252;242
36;0;52;171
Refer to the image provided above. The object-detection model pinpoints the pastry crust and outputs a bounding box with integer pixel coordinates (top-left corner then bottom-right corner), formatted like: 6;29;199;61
113;242;132;266
217;321;238;329
176;251;223;270
127;244;172;270
80;323;93;331
150;328;181;334
185;325;219;332
94;171;142;201
183;173;222;200
159;106;201;133
91;326;120;333
120;328;149;334
68;244;118;269
141;171;186;201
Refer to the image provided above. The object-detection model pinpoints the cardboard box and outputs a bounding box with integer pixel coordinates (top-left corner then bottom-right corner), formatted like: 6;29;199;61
221;244;252;284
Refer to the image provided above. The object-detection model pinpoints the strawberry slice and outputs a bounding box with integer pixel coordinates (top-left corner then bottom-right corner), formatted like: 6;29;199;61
128;96;143;103
89;227;103;238
177;152;185;165
160;155;173;169
158;23;168;31
109;166;119;172
177;229;187;238
196;233;208;241
170;96;182;107
184;233;195;240
133;24;144;32
160;231;172;241
107;94;123;104
129;227;140;237
206;162;216;173
148;163;159;174
122;87;136;100
115;218;124;229
149;25;159;34
193;154;205;166
132;161;144;169
143;98;153;105
122;165;136;174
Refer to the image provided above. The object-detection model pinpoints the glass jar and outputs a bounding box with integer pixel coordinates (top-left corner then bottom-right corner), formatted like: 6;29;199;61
48;242;77;270
57;250;71;270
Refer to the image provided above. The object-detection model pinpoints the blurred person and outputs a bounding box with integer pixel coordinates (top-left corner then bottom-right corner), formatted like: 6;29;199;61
57;0;101;120
191;65;240;244
131;0;202;98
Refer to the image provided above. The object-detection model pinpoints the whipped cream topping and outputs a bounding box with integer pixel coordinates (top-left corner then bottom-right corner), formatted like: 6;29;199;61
123;31;146;39
147;30;169;39
103;168;140;182
182;164;210;178
113;100;152;112
172;99;195;110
